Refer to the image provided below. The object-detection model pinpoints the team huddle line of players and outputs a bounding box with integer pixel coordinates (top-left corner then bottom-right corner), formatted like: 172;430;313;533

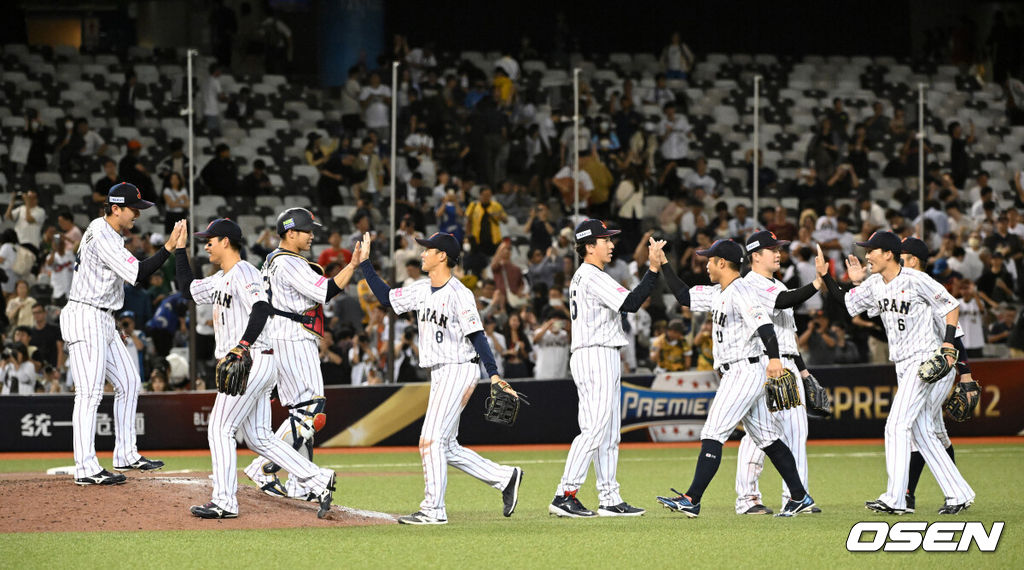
66;181;975;522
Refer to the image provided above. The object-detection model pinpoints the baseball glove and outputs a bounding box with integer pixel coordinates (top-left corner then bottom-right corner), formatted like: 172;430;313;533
215;343;252;396
765;369;801;413
944;381;980;422
918;346;958;384
803;373;832;418
484;379;528;426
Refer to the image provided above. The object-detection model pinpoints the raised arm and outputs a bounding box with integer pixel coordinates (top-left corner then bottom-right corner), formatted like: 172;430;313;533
356;232;392;307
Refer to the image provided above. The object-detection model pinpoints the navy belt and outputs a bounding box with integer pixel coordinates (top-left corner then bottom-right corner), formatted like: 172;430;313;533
69;299;115;314
716;356;760;375
765;352;800;360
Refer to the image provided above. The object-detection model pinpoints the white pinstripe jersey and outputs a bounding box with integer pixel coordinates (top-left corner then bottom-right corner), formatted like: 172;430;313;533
846;267;958;362
190;261;270;358
690;279;772;366
743;271;800;355
67;218;140;310
390;277;482;367
568;263;630;351
261;251;329;340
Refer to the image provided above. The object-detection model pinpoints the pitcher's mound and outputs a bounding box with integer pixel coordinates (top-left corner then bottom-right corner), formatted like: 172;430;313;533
0;471;396;532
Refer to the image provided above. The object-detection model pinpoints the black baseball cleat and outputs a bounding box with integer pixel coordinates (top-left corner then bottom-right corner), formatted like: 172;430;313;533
114;456;164;471
905;493;915;514
742;504;773;515
316;472;336;519
598;502;646;517
865;499;905;515
549;492;596;517
397;511;447;525
75;469;127;486
776;494;815;517
502;467;523;517
937;502;971;515
190;502;237;519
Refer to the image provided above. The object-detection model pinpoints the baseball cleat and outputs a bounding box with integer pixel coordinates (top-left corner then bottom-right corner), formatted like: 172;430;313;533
864;499;905;515
656;489;700;517
904;492;915;514
258;477;288;498
397;511;447;525
74;469;127;486
114;456;164;471
937;502;971;515
598;502;646;517
777;494;815;517
742;504;773;515
502;467;523;517
316;472;336;519
190;502;237;519
548;492;596;517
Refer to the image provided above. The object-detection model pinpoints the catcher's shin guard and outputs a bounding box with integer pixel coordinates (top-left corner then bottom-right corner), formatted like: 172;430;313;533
263;397;327;474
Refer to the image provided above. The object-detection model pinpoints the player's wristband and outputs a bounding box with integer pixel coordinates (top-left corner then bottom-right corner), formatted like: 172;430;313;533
943;324;956;344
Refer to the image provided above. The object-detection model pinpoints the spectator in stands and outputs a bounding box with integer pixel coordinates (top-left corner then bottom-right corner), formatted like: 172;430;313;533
948;120;975;189
984;214;1022;253
798;310;836;365
863;101;890;144
957;281;987;358
986;305;1017;346
21;108;50;175
119;140;157;203
977;252;1017;304
351;139;384;203
0;230;21;296
43;235;74;306
56;211;82;250
523;203;555;253
650;319;689;372
644;73;675;108
435;187;465;244
767;206;797;242
156;138;189;185
147;368;169;392
658;102;692;165
260;11;293;74
684;156;717;198
490;241;527;308
527;247;560;290
161;172;189;234
970;186;995;219
660;32;695;80
744;148;778;194
826;98;850;140
830;324;861;364
465;186;506;258
57;118;107;173
202;64;227;136
318;231;351;268
500;313;532;379
532;307;570;379
794;167;826;211
29;303;63;372
360;71;392;142
847;124;870;178
146;292;186;357
728;204;756;239
580;147;613;217
340;66;364;132
240;158;272;196
200;143;238;196
1;343;36;395
225;86;255;122
5;190;44;249
6;280;36;329
117;70;137;126
807;118;839;180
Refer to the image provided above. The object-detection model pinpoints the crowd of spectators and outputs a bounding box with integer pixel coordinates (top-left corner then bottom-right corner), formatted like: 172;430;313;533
3;24;1024;394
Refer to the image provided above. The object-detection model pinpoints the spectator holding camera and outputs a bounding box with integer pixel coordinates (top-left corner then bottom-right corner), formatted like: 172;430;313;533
0;343;36;395
6;280;36;329
29;305;63;372
533;307;570;379
650;319;690;373
395;326;420;382
118;311;147;379
798;310;837;365
5;190;45;250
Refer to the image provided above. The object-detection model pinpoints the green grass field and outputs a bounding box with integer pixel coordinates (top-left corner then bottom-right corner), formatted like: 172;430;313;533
0;440;1020;568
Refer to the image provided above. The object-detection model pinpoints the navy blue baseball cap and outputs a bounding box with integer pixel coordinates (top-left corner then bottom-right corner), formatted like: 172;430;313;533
745;229;790;253
107;182;154;209
194;218;243;242
856;230;902;253
697;239;745;264
416;232;461;262
574;219;621;244
900;237;930;266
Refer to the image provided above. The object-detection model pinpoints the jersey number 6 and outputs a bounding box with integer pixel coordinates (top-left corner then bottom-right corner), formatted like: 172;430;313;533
570;289;578;320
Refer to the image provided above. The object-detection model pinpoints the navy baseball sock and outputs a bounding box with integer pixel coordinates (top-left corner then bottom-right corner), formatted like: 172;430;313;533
685;439;723;504
907;445;955;496
762;440;807;501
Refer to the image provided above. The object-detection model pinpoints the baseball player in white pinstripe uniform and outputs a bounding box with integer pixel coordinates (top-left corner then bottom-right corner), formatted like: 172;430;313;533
549;219;665;518
61;183;176;485
734;231;826;515
173;219;343;519
243;208;354;500
358;231;524;525
657;239;816;517
823;231;975;514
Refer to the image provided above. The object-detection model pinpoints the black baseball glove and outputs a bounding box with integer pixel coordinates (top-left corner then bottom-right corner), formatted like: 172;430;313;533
944;380;980;422
484;379;528;426
918;346;957;384
765;369;801;413
803;373;832;418
215;343;252;396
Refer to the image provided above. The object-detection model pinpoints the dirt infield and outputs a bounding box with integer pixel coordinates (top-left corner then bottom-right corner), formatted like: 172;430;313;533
0;471;396;533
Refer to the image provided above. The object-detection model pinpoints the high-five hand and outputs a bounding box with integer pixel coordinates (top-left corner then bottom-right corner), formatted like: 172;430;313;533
648;237;667;271
845;254;866;284
360;232;372;263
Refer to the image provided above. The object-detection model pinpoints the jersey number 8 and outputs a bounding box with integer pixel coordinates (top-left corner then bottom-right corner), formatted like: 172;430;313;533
435;330;443;343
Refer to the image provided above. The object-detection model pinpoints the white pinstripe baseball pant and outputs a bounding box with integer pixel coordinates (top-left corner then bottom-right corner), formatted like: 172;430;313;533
61;304;143;479
556;346;625;507
912;368;957;452
418;361;515;520
879;355;974;509
208;351;333;513
701;358;779;447
734;357;809;512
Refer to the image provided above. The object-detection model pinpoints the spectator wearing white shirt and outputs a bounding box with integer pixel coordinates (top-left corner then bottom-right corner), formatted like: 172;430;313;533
360;72;392;141
644;73;675;108
727;204;756;239
683;157;717;197
858;197;887;233
0;343;36;394
532;308;570;379
966;171;989;204
202;64;226;136
658;103;692;162
5;190;45;248
44;234;75;304
1007;208;1024;240
970;186;997;219
552;160;593;213
947;245;984;282
957;282;987;358
660;31;695;79
340;66;363;132
914;200;949;238
406;44;437;84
